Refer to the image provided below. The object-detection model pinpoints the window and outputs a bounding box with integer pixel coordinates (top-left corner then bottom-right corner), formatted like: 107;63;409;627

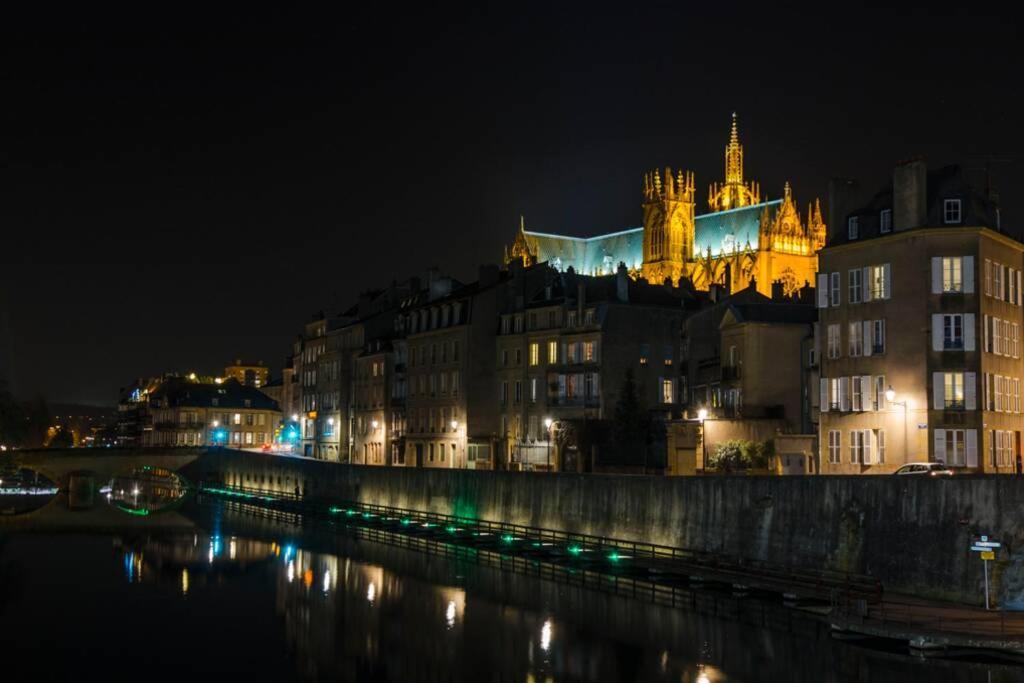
879;209;892;234
942;257;963;292
829;272;840;307
851;376;863;411
662;378;674;404
850;430;863;464
501;317;511;335
827;324;841;359
567;310;578;327
514;315;524;333
944;429;966;466
583;341;596;362
848;322;863;357
943;198;962;224
868;264;890;299
828;430;840;464
871;319;886;354
529;343;539;366
500;381;508;405
944;372;965;409
876;430;886;464
233;413;241;425
501;349;509;366
514;380;522;404
874;376;886;411
847;216;859;240
584;308;596;325
547;340;558;364
943;314;964;350
530;378;538;403
848;269;862;304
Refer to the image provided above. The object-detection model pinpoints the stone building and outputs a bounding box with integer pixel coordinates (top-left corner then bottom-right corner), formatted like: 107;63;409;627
352;338;408;466
223;359;269;388
678;281;817;467
142;377;280;448
505;114;825;298
496;264;695;470
818;160;1017;473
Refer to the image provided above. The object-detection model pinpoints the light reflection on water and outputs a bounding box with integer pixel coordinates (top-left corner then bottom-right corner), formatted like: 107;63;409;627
0;504;1021;681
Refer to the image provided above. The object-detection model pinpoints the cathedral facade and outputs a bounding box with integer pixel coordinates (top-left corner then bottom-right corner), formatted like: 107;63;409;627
506;115;825;297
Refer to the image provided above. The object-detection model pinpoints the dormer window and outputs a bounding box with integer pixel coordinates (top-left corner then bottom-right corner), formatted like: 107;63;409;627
847;216;859;240
943;199;962;225
879;209;892;234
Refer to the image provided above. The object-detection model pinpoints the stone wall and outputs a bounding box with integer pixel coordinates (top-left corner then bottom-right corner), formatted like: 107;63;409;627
188;449;1024;607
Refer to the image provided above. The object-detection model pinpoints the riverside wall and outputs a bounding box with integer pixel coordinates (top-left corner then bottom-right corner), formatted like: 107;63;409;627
186;448;1024;608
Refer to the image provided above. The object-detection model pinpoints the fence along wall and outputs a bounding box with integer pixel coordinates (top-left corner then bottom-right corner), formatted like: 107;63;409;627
195;449;1024;607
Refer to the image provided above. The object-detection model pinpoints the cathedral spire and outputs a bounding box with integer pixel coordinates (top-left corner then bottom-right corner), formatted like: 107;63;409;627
709;113;761;212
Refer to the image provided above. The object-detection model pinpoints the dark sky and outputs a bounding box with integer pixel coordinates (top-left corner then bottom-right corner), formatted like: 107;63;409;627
1;5;1021;406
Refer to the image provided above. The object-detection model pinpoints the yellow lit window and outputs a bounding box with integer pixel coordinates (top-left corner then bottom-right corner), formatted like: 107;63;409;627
529;343;539;366
547;341;558;364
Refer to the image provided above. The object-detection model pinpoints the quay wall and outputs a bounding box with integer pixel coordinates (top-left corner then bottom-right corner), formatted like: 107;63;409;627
191;449;1024;608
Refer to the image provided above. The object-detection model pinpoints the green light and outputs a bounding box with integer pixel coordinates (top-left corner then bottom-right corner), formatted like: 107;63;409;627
422;522;434;528
567;544;583;556
445;526;457;533
531;542;541;548
329;506;342;514
501;534;515;543
345;509;358;516
608;552;621;563
400;518;412;525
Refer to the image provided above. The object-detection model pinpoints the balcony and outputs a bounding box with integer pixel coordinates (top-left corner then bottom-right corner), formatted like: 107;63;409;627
721;366;741;381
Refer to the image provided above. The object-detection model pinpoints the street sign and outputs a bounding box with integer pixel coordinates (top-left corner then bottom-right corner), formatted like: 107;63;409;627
981;551;996;561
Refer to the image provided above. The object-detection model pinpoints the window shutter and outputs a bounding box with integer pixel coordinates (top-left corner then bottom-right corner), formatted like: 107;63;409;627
882;263;892;299
966;430;978;468
932;314;944;351
931;257;943;294
1017;269;1022;305
820;377;830;412
984;315;990;352
817;274;828;308
839;377;850;412
863;320;873;356
862;266;872;302
964;256;975;294
863;430;875;465
933;372;944;410
934;429;946;463
965;372;977;410
965;313;976;351
861;375;872;411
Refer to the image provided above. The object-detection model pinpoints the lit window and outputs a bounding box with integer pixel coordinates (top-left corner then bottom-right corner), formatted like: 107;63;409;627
662;379;674;404
942;257;963;292
529;343;539;366
547;340;558;364
943;199;962;224
944;372;965;410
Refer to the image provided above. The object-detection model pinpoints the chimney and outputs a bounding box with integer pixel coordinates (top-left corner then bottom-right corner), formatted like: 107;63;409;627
893;158;927;231
827;177;861;244
616;262;629;303
771;279;784;301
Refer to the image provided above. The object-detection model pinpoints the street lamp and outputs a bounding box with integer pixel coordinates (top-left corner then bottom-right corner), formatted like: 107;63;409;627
544;417;554;471
886;386;909;463
697;409;708;471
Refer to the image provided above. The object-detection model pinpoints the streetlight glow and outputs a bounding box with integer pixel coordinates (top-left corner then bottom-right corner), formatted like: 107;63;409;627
697;408;708;421
450;420;458;431
885;385;896;403
544;417;553;429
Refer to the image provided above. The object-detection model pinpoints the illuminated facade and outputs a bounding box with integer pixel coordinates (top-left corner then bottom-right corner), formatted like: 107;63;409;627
505;115;826;298
223;359;269;388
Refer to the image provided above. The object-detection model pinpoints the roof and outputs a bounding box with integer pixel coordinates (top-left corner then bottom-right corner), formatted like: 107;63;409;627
724;302;817;325
149;378;280;412
521;200;780;275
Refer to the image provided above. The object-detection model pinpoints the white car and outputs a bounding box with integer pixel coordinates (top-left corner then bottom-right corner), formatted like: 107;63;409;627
893;462;954;476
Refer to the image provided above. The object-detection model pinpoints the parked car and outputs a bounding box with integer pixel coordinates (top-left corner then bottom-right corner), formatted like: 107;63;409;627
893;462;955;476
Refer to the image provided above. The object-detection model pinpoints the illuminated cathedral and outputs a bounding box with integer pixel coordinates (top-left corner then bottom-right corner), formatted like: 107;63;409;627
505;114;826;297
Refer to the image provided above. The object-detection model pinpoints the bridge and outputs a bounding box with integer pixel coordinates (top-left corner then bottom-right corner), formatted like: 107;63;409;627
0;447;205;532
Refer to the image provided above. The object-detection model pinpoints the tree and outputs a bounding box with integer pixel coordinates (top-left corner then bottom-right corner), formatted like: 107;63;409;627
707;439;772;472
613;368;646;464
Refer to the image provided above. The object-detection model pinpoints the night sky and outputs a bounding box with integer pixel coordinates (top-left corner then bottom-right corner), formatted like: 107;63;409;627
1;6;1021;406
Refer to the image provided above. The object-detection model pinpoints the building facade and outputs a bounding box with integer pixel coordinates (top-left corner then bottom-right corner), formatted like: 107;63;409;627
142;378;281;448
505;115;825;298
818;160;1018;473
223;359;269;388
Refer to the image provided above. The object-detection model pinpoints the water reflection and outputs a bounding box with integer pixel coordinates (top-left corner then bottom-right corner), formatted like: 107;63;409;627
0;468;59;515
106;466;187;515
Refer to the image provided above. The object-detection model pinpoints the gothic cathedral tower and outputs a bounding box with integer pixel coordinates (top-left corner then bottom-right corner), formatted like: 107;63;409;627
641;167;695;285
708;113;761;212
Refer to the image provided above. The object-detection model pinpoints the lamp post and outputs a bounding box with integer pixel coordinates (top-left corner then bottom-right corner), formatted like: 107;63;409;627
697;408;708;471
885;386;909;463
544;417;554;471
450;420;459;468
371;419;379;465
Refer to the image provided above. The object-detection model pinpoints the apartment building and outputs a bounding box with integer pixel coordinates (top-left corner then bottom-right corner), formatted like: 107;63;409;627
352;338;408;466
819;160;1018;473
497;264;692;471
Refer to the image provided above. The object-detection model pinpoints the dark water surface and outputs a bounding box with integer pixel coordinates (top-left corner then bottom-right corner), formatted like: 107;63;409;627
0;500;1020;682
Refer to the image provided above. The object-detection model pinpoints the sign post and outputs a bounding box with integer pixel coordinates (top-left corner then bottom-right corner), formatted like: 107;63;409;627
970;535;1001;610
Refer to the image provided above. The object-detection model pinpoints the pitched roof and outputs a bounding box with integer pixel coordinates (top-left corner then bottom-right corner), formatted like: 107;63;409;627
149;378;280;411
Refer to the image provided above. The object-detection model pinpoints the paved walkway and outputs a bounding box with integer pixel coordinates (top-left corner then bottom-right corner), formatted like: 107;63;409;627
832;592;1024;651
